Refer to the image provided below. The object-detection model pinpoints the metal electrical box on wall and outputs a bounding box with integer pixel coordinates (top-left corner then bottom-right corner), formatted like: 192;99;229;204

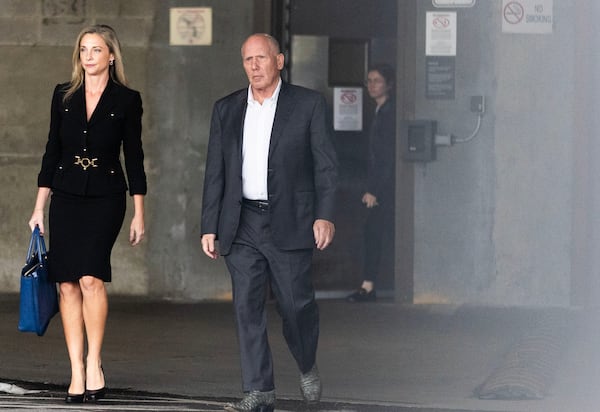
401;120;437;162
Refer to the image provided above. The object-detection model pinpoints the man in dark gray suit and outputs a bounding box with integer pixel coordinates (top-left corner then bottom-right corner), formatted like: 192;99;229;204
200;33;338;412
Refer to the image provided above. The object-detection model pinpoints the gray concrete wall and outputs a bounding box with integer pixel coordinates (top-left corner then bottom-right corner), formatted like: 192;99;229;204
0;0;251;300
144;1;252;300
571;2;600;308
3;0;597;307
412;1;578;306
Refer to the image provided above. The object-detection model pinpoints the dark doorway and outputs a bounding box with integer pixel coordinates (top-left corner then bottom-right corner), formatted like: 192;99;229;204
267;0;414;300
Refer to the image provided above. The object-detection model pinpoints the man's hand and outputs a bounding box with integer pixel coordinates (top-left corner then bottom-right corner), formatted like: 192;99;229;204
313;219;335;250
201;234;219;259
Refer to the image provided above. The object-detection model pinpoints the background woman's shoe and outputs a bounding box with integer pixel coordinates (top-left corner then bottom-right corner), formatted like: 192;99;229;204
85;387;106;402
346;288;376;302
223;389;275;412
65;393;84;403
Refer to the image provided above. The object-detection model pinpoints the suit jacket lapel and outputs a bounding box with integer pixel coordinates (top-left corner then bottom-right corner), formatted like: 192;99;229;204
88;81;117;126
269;83;295;159
233;90;248;163
66;86;88;127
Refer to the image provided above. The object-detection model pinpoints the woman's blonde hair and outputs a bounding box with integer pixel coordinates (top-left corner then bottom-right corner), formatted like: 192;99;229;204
63;24;128;102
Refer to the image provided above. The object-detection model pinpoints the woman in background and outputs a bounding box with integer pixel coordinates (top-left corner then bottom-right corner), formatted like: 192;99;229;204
347;63;396;303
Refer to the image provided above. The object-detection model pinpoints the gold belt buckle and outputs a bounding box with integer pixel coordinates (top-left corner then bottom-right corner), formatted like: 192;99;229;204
74;156;98;170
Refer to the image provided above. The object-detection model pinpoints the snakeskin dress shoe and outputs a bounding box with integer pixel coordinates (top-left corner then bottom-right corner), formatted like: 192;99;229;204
300;364;321;403
223;390;275;412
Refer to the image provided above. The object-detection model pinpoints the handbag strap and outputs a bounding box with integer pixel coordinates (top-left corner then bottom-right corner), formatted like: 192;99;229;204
36;230;47;261
26;227;39;263
26;226;46;264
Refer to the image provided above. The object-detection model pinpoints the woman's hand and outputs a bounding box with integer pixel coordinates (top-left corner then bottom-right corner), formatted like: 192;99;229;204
362;192;379;208
129;214;145;246
29;209;45;234
130;194;145;246
29;188;51;234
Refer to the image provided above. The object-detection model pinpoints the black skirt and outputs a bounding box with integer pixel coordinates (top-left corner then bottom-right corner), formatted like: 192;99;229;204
48;190;126;283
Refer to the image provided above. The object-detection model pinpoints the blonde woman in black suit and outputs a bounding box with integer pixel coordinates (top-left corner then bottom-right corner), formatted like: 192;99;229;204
29;25;146;404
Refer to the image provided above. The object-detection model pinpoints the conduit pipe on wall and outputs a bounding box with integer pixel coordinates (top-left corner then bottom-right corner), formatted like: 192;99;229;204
435;95;485;146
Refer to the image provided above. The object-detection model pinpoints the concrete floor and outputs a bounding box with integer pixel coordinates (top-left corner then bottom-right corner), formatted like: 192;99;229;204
0;293;599;411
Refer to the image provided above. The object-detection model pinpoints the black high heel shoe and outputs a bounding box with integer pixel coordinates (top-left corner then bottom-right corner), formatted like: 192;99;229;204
85;386;106;402
85;366;106;402
65;392;85;404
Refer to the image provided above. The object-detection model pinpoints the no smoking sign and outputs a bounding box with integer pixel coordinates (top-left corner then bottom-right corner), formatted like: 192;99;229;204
502;0;553;34
503;2;524;24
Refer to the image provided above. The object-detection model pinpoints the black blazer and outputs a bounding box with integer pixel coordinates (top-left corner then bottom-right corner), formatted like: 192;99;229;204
38;80;147;196
201;82;338;254
366;98;396;201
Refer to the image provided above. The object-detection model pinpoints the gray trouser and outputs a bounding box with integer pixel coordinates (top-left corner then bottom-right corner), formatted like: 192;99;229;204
225;204;319;392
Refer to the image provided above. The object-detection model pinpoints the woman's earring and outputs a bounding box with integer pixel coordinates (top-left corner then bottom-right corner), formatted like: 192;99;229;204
109;60;114;66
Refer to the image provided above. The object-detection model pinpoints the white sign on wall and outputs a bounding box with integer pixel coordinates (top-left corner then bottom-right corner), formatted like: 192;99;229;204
426;11;457;56
502;0;553;34
432;0;476;7
333;87;363;131
170;7;212;45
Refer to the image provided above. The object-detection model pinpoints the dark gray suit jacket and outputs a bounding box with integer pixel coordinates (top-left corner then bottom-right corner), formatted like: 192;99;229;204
201;82;338;255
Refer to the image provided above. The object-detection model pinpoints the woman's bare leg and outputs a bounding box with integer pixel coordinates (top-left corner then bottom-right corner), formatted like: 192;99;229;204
59;281;85;395
80;275;107;391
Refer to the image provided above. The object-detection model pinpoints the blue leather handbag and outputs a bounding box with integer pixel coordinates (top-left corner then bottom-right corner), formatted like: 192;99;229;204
18;227;59;336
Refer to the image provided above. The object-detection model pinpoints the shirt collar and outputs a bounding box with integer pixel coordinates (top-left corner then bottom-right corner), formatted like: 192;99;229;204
247;78;282;106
